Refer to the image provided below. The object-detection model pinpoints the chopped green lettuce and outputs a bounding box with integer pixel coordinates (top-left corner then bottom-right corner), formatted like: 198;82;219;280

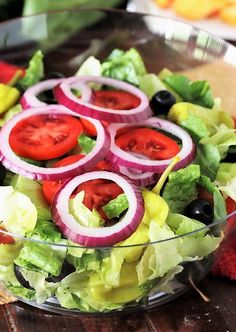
15;241;66;276
69;191;104;228
195;143;221;181
15;220;67;276
139;73;182;101
10;175;51;220
0;186;37;236
136;222;183;283
103;193;128;220
164;75;214;108
162;165;200;213
76;56;102;77
216;163;236;201
200;124;236;160
17;50;44;90
78;134;96;153
166;213;206;238
101;48;146;86
20;268;58;304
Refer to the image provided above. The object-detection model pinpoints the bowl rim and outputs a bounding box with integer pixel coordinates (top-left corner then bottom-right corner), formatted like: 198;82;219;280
0;212;234;248
0;7;235;249
0;6;235;50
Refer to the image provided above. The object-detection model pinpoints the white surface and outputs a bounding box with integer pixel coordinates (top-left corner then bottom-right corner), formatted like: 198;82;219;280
127;0;236;40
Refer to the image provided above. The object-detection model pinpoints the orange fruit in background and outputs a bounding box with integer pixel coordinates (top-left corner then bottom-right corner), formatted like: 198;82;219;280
220;5;236;25
172;0;226;20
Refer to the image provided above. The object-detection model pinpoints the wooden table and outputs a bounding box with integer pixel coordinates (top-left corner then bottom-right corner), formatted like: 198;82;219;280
1;275;235;332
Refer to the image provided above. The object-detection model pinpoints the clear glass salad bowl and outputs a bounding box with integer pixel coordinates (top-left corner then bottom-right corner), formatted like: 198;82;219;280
0;8;235;316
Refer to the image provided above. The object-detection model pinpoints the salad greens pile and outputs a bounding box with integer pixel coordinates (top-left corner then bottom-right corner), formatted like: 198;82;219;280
0;48;235;312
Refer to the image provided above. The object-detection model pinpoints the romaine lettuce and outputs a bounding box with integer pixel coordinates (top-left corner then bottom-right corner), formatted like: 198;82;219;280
17;50;44;90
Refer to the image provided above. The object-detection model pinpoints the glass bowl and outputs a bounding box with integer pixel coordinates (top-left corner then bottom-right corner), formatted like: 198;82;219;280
0;8;235;316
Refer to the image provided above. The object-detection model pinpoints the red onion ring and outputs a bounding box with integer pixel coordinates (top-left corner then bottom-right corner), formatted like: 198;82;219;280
0;105;110;180
52;171;144;247
54;75;152;123
116;165;159;187
20;78;92;110
106;117;196;172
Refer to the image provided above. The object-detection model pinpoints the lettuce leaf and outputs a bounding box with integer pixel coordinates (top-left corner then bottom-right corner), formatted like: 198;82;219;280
69;191;104;227
0;186;37;236
195;143;221;181
166;213;206;238
78;134;96;153
103;193;128;219
216;163;236;201
200;124;236;160
162;165;200;213
15;220;67;276
10;175;51;221
101;48;146;86
17;50;44;90
164;75;214;108
20;268;58;304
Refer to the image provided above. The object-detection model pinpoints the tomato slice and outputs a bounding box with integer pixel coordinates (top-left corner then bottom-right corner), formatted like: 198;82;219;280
75;179;123;221
9;114;82;161
0;226;15;244
42;154;84;205
80;90;139;136
93;90;140;110
116;127;180;160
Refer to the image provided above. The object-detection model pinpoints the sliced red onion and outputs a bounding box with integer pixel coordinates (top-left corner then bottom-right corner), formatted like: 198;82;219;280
106;117;196;172
0;105;109;180
52;171;144;247
54;75;152;123
117;165;159;187
20;78;92;110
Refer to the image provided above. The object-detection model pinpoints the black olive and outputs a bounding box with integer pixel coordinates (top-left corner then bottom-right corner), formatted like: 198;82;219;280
14;264;33;289
184;199;214;225
150;90;176;115
0;163;6;185
222;146;236;163
46;260;75;283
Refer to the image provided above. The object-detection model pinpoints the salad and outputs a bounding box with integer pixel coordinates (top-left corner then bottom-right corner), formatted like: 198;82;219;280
0;48;235;312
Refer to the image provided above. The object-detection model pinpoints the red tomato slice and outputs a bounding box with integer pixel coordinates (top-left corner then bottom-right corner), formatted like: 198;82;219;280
80;90;139;136
42;154;84;205
9;114;82;160
93;90;140;110
76;179;123;221
116;127;180;160
0;226;15;244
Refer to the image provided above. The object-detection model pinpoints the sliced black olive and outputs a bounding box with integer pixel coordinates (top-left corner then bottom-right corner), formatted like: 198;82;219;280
184;199;214;225
46;260;75;283
0;163;6;185
14;264;33;289
150;90;176;115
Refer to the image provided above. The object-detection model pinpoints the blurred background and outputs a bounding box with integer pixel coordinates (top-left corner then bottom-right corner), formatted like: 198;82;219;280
0;0;128;21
